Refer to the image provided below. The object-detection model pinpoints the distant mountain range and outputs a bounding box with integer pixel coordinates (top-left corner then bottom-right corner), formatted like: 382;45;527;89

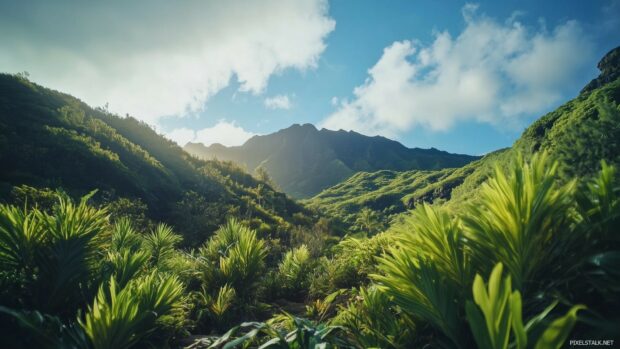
184;125;479;198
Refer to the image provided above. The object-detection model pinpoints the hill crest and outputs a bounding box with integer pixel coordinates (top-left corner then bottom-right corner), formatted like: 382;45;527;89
185;123;478;198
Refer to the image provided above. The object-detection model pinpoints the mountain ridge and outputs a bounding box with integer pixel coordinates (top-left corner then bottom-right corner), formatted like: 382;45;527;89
0;73;313;246
306;46;620;234
184;123;479;198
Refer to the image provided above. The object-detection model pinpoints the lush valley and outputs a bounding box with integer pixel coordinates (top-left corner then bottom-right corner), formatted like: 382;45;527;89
184;124;478;198
0;45;619;349
308;49;620;232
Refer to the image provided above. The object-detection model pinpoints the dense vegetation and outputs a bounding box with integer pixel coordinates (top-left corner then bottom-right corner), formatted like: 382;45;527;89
1;151;617;348
308;48;620;233
185;124;478;198
0;47;619;348
0;73;317;247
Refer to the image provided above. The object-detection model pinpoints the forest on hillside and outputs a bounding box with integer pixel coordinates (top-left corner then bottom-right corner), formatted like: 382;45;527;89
1;150;618;348
1;41;619;349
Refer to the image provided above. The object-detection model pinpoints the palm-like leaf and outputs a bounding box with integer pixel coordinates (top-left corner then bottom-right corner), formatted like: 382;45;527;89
79;273;184;349
334;286;416;349
0;204;43;271
34;191;109;314
210;284;236;317
373;204;470;347
203;218;267;298
393;204;472;288
107;249;149;287
466;263;585;349
278;244;312;295
0;306;90;348
143;223;182;268
463;152;575;291
110;217;142;253
374;256;463;347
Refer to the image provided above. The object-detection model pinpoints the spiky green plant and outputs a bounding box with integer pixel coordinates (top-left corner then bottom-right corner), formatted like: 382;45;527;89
305;289;345;323
107;250;149;288
0;204;44;271
354;207;383;235
373;204;470;347
466;263;585;349
210;284;236;318
462;152;576;291
567;161;620;333
333;286;416;349
109;217;142;253
374;256;463;347
143;223;182;268
35;190;109;313
576;160;620;242
218;229;266;297
79;273;184;349
201;218;267;299
202;218;247;258
277;244;312;297
392;204;472;288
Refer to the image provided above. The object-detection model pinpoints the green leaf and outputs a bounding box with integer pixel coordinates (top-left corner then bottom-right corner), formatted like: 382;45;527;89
533;305;585;349
509;292;527;349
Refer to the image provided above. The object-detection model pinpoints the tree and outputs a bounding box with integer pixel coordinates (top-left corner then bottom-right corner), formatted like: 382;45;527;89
355;207;382;235
255;167;278;190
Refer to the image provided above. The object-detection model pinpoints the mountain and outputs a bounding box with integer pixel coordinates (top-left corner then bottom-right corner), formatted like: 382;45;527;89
0;73;313;246
307;46;620;233
184;124;479;198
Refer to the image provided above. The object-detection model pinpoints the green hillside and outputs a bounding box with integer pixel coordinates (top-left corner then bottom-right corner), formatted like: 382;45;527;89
185;124;479;198
0;42;618;349
308;47;620;233
0;73;313;246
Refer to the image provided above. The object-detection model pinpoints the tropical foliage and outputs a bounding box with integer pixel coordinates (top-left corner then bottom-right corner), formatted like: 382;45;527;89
1;48;619;348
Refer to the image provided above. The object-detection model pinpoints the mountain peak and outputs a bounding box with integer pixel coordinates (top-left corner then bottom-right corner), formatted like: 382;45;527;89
581;46;620;93
184;124;479;198
285;123;318;131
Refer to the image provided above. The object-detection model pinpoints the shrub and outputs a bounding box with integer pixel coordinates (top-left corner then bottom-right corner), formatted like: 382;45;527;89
463;152;575;291
276;245;313;300
79;273;184;349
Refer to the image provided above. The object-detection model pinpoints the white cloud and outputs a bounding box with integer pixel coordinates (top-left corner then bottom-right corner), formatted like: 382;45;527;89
321;5;593;137
166;121;256;147
166;128;196;147
0;0;334;124
264;95;292;110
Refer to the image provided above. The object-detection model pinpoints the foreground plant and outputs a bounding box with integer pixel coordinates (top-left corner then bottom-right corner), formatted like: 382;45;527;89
466;263;584;349
463;152;576;291
373;205;469;347
79;273;184;349
204;314;356;349
333;286;416;349
0;190;109;315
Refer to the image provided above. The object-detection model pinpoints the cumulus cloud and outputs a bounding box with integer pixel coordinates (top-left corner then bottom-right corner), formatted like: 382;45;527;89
166;121;256;147
0;0;334;124
321;5;593;137
264;95;292;110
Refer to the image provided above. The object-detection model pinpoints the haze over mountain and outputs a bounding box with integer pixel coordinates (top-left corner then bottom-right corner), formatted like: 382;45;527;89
184;125;479;198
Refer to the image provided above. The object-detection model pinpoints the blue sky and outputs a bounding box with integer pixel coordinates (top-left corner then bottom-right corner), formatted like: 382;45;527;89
1;0;619;155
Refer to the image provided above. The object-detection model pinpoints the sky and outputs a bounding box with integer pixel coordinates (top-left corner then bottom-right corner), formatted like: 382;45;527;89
1;0;619;155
